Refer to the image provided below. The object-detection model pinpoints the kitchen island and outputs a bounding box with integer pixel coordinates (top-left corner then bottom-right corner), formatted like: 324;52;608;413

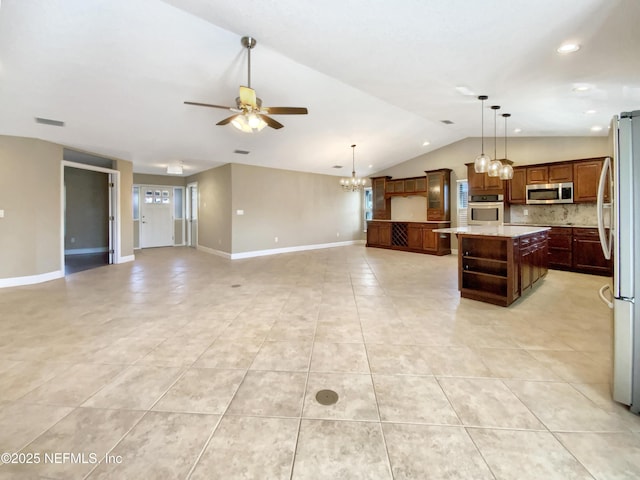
433;225;550;306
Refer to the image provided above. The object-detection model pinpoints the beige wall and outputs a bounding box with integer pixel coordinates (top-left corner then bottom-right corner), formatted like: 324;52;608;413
230;163;363;254
187;164;232;253
115;159;134;258
133;173;187;187
0;136;63;278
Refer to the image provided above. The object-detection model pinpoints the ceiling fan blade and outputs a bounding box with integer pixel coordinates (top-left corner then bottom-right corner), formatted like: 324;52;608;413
239;86;257;108
258;114;284;129
216;114;240;126
262;107;308;115
184;101;233;110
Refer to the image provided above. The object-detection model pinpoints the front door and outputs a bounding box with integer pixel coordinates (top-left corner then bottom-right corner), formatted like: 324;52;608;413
140;187;174;248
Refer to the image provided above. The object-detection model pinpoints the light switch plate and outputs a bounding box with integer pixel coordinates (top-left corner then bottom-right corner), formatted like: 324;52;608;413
0;209;4;218
236;209;244;215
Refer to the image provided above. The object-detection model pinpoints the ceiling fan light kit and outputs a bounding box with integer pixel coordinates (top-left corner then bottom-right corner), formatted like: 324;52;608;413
184;36;308;133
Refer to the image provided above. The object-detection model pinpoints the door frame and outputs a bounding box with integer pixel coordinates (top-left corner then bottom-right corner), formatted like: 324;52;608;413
60;161;121;270
186;182;198;247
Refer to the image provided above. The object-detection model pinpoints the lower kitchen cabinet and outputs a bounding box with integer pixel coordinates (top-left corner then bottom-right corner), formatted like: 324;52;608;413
519;232;548;293
367;221;451;255
572;228;612;276
545;226;612;276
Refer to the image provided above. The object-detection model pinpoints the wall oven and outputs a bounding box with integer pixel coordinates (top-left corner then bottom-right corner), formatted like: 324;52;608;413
468;194;504;225
526;182;573;204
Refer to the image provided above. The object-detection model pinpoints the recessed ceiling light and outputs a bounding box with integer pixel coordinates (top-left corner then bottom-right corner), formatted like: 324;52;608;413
572;84;592;93
455;86;475;96
591;126;603;132
557;43;581;54
585;109;597;114
422;141;430;146
514;128;522;133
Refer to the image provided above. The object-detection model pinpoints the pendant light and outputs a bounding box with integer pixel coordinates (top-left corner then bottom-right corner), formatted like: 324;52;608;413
499;113;514;180
340;144;365;192
473;95;491;173
487;105;502;177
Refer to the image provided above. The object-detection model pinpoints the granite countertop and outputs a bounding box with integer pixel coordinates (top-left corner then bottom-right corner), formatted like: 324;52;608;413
506;222;597;228
433;225;550;238
368;219;451;224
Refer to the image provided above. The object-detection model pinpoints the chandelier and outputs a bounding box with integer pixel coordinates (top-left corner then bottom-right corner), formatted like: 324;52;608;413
340;144;365;192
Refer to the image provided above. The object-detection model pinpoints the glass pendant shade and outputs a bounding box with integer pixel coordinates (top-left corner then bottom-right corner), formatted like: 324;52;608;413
473;95;491;173
499;163;514;180
474;153;491;173
487;159;502;177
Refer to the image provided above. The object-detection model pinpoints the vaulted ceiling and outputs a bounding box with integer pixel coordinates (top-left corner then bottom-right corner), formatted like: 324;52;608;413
1;0;638;177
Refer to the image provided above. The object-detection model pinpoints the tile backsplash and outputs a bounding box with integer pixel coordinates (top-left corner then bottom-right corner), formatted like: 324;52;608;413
509;203;599;226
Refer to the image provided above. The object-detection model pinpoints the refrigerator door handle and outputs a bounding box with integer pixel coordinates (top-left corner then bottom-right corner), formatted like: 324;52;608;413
597;156;613;260
598;284;614;309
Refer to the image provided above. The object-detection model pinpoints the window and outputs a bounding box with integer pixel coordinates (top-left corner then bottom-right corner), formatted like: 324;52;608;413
173;187;184;219
363;187;373;229
457;179;468;227
132;186;140;220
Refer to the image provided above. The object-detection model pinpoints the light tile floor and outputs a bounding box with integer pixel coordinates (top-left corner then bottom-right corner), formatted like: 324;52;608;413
1;245;639;479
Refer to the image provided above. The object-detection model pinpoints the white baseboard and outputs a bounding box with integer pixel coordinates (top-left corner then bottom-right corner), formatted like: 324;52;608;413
64;247;108;255
117;255;135;263
197;240;364;260
197;245;231;259
0;270;64;289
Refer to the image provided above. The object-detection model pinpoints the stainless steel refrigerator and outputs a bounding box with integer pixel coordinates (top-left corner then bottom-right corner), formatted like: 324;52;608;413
597;111;639;414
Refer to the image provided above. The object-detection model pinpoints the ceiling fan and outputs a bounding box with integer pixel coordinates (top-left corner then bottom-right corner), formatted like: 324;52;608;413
184;36;308;132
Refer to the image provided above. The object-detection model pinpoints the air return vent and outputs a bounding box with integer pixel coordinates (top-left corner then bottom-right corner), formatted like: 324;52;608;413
35;117;65;127
234;149;250;155
332;165;343;169
441;120;454;125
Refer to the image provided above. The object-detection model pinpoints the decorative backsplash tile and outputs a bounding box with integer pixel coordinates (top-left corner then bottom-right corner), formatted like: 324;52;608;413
510;203;600;226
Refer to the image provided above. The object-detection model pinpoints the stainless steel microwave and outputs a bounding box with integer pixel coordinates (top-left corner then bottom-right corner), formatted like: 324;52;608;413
526;182;573;204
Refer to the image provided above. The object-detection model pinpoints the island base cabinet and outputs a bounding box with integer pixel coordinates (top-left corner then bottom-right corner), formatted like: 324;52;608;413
458;231;548;307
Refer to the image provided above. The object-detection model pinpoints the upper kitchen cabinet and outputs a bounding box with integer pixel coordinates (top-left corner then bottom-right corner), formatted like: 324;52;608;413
425;168;451;221
371;176;391;219
466;163;504;196
526;166;549;184
508;167;527;204
548;163;573;183
573;157;609;203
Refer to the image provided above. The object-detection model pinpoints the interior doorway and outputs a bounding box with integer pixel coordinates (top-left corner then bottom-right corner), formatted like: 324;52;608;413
186;182;198;247
63;165;115;274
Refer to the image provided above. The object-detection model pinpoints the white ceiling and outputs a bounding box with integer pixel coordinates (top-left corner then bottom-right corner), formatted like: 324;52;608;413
1;0;639;177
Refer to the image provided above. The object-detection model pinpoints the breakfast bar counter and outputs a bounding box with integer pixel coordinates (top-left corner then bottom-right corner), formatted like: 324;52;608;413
433;225;550;306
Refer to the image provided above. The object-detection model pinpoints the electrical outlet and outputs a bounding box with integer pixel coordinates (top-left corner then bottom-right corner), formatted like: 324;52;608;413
336;232;340;237
523;209;529;216
274;236;278;243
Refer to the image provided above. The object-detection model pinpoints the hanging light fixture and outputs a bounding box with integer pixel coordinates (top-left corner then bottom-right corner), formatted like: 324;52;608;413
341;144;365;192
499;113;514;180
474;95;491;173
487;105;503;177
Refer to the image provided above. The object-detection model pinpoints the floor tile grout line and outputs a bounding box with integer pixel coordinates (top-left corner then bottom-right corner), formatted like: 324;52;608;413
287;280;322;480
354;266;396;480
185;288;292;480
549;431;605;480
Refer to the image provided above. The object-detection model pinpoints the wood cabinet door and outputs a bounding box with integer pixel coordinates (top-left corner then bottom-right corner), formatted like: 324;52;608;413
407;225;423;249
379;224;392;246
520;247;533;292
415;177;427;192
372;178;390;219
527;166;549;184
467;165;485;192
508;168;527;204
484;173;503;191
549;163;573;183
366;224;379;246
573;160;603;203
572;228;611;275
422;228;438;252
